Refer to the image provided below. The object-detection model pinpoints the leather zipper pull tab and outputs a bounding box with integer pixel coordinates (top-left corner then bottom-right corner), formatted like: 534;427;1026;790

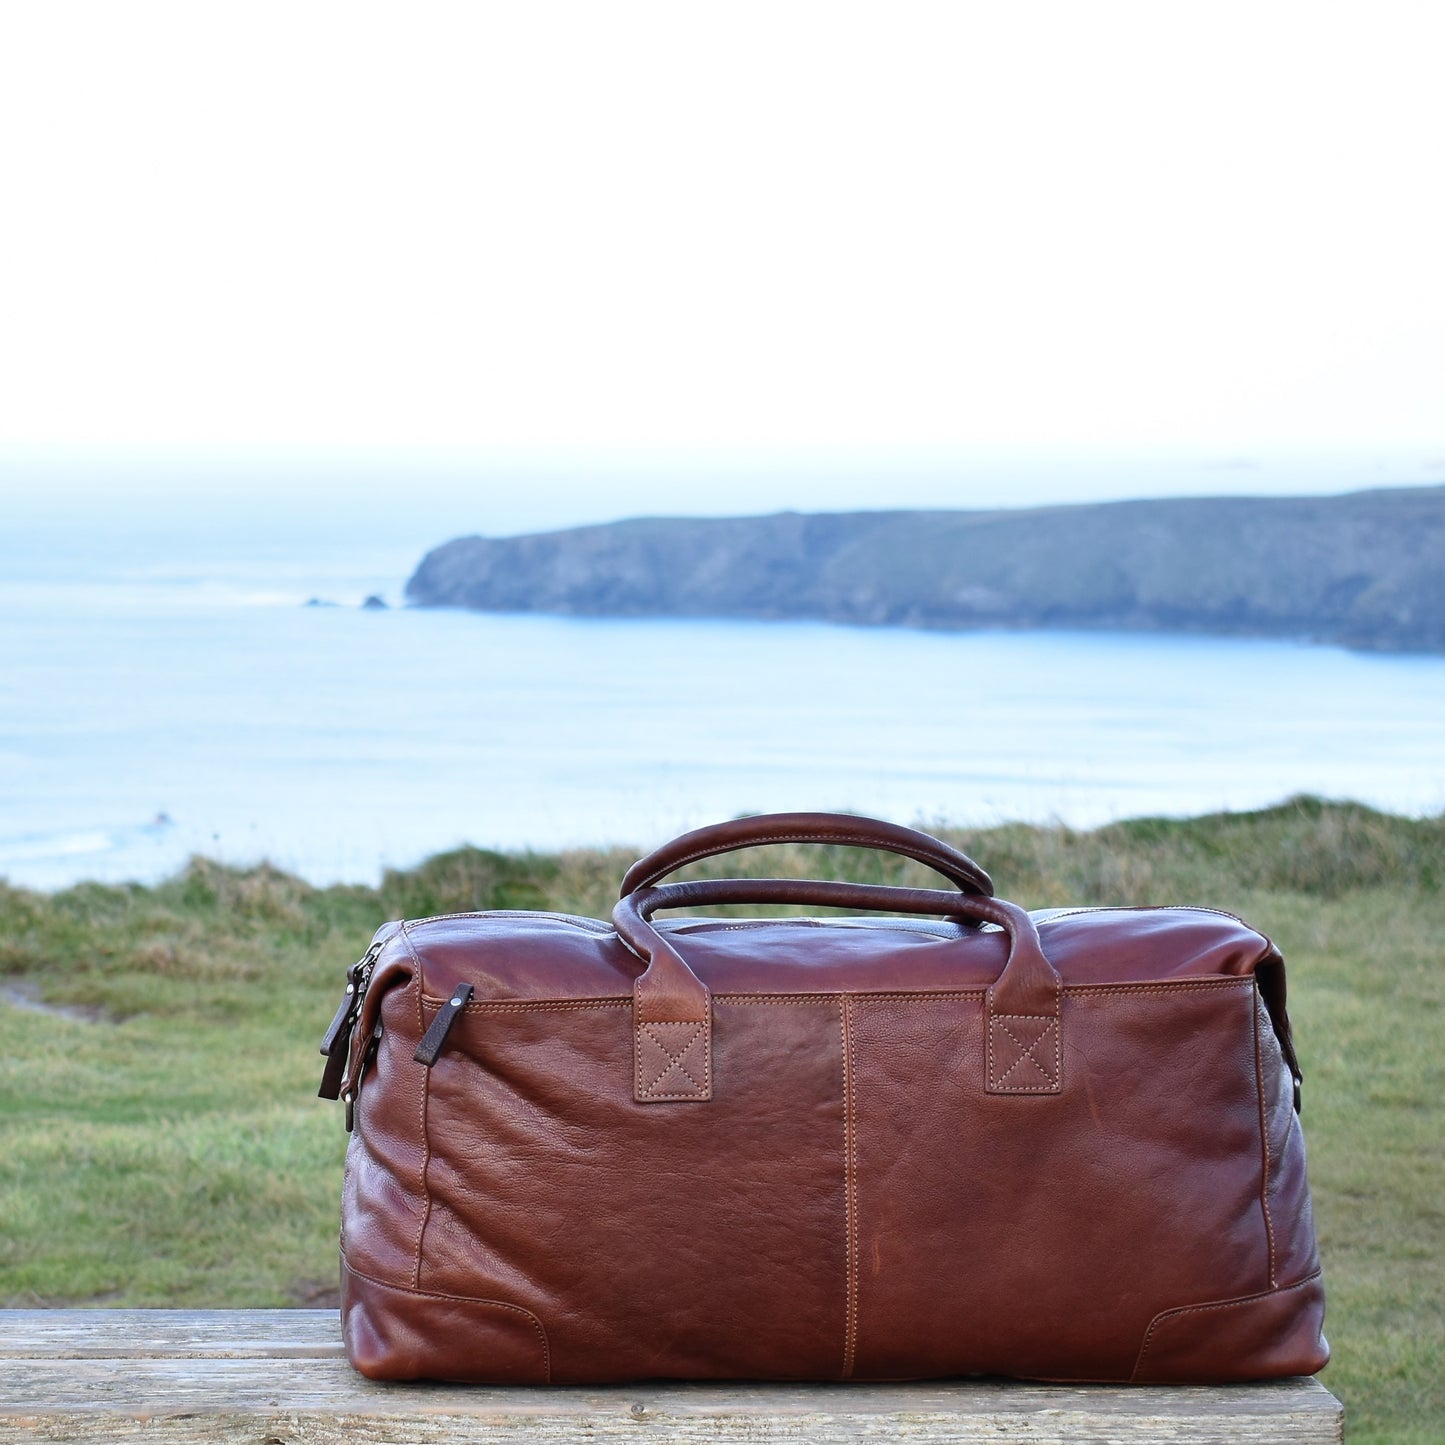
320;986;355;1059
415;983;474;1066
319;1027;352;1101
318;978;360;1101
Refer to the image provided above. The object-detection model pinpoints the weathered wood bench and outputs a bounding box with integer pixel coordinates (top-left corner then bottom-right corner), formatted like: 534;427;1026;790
0;1310;1343;1443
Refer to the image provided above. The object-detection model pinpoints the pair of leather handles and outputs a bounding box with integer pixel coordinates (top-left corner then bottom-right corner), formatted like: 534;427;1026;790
613;813;1064;1102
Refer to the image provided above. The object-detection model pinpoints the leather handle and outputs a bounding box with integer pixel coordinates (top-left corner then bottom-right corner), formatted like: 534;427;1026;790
613;877;1063;1103
619;812;994;900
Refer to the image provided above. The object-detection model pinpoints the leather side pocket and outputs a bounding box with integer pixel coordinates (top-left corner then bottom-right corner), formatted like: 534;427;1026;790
342;1257;551;1383
1132;1270;1328;1382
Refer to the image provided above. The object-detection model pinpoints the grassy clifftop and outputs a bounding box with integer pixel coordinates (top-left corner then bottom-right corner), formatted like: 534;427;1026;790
1;796;1441;1442
407;486;1445;652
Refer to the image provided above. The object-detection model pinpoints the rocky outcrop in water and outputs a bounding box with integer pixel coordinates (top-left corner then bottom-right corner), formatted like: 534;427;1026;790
405;485;1445;652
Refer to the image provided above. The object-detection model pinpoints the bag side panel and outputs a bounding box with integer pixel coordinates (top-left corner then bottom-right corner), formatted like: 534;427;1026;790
416;996;851;1383
848;982;1271;1382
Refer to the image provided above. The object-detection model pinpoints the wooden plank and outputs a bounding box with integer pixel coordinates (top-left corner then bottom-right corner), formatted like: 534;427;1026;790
0;1310;1344;1445
0;1309;343;1359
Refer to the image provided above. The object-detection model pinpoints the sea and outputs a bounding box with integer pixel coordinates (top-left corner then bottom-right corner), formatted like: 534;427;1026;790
3;494;1443;892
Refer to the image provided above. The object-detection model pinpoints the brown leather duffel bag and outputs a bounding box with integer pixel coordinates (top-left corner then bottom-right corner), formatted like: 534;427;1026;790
320;813;1327;1385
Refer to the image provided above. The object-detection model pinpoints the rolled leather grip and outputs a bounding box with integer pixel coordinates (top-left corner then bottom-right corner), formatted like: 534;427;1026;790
619;812;994;900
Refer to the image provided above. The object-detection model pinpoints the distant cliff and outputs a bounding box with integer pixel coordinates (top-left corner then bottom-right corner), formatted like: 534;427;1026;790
405;486;1445;652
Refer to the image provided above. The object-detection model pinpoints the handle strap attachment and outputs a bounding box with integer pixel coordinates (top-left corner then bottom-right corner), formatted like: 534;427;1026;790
613;874;1062;1104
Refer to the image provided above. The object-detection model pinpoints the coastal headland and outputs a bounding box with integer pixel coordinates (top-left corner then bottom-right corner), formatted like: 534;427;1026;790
407;485;1445;653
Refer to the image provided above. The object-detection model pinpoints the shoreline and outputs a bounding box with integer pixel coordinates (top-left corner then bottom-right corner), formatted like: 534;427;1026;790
6;794;1440;903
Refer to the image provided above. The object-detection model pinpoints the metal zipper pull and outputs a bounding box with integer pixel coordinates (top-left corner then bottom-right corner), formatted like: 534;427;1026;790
414;983;475;1066
320;984;356;1059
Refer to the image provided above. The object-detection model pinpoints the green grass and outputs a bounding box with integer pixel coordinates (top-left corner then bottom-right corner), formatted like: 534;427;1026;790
0;797;1440;1440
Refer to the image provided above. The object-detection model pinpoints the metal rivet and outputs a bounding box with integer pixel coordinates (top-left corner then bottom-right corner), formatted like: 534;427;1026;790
450;997;463;1007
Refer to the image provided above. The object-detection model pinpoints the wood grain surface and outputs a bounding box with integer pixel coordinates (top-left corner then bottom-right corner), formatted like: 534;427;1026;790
0;1310;1344;1444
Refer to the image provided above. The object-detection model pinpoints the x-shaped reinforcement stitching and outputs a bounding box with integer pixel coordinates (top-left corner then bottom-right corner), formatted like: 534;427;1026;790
636;1021;711;1100
987;1014;1061;1093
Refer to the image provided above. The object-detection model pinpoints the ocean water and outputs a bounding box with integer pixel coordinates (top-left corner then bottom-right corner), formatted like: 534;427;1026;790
2;523;1443;891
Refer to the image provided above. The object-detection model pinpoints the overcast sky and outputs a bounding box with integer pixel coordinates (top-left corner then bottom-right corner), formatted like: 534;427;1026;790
2;1;1442;523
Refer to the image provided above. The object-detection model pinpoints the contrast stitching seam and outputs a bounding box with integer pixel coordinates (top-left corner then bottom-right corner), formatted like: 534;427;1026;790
343;1261;552;1382
702;921;829;932
415;981;1250;1011
413;967;431;1290
717;997;848;1007
1057;975;1063;1086
398;918;425;971
1131;1269;1322;1379
840;994;858;1380
1254;986;1277;1288
726;989;981;1001
1062;980;1248;995
1038;903;1254;927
